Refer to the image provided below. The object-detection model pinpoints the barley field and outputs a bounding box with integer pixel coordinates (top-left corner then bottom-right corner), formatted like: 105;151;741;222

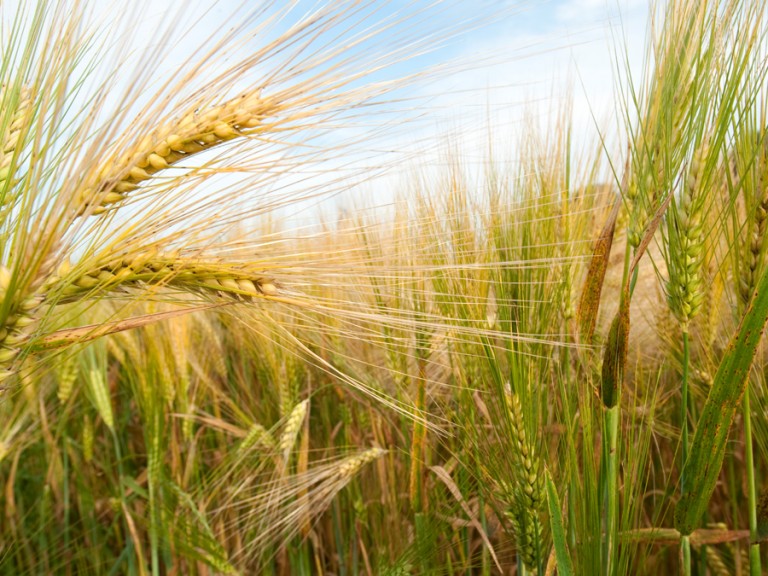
0;1;767;574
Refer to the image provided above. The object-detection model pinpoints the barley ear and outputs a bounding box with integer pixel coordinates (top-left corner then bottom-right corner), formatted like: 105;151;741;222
87;367;114;432
0;85;32;206
336;447;386;480
238;422;276;454
665;147;708;330
77;91;274;215
493;391;545;572
278;399;308;463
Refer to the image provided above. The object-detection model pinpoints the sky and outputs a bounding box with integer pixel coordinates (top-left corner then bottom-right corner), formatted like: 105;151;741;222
387;0;651;161
322;0;653;213
4;0;656;222
113;0;653;150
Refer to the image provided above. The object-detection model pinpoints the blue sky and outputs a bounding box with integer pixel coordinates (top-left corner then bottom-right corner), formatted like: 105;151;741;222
2;0;654;220
139;0;652;216
122;0;650;142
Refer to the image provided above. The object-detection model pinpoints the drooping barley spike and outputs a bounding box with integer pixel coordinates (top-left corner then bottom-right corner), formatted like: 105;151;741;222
49;254;279;304
76;90;275;215
238;422;276;454
665;145;708;330
202;552;237;575
278;399;308;463
336;447;386;480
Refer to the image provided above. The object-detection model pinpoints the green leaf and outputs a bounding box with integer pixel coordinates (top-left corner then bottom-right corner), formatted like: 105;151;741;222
675;264;768;535
546;470;574;576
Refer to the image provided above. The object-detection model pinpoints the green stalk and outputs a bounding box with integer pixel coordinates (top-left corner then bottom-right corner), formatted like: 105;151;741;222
408;352;427;513
601;235;632;576
602;405;619;575
743;387;762;575
681;328;691;576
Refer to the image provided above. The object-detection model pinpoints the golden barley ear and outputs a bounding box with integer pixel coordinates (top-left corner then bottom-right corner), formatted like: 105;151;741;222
0;85;32;206
76;91;273;216
49;254;280;303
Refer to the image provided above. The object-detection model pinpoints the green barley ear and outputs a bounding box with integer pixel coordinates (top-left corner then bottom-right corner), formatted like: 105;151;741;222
82;342;114;432
238;422;276;455
732;126;768;307
664;144;709;330
505;391;544;510
488;390;545;572
278;399;308;463
55;350;79;403
87;367;114;432
82;415;94;464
